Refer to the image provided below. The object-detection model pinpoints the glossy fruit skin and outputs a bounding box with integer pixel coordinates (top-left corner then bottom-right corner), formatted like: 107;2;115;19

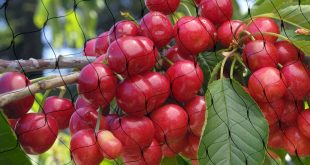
280;101;303;125
217;20;246;47
163;46;194;69
110;116;155;153
116;75;155;116
162;136;187;157
69;107;108;135
0;72;34;119
181;134;200;160
275;41;300;66
140;12;173;48
283;126;310;156
199;0;233;25
242;40;279;71
145;0;180;15
268;124;283;149
8;118;18;129
281;61;310;100
107;36;158;77
184;96;206;136
174;16;217;55
297;110;310;138
167;60;204;102
15;113;58;155
43;96;74;129
84;39;98;57
108;20;140;44
257;99;284;126
248;67;286;103
97;130;122;159
245;17;280;43
194;0;202;5
95;31;109;55
150;104;188;143
75;96;99;110
78;63;117;108
143;72;170;109
70;129;103;165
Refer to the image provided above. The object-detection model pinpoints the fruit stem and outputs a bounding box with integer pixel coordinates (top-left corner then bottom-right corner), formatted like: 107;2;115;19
38;89;52;113
162;56;174;66
209;61;222;84
58;86;67;98
180;2;193;16
115;73;124;81
230;58;237;79
239;30;256;42
95;107;103;133
30;75;57;83
120;11;139;24
220;48;238;79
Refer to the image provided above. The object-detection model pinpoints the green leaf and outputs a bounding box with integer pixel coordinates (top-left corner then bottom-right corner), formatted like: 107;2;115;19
0;111;31;164
198;79;269;165
161;157;177;165
263;151;283;165
291;40;310;56
250;0;289;16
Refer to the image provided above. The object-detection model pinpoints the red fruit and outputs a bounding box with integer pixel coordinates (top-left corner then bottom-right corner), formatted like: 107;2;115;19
93;54;107;64
184;96;206;136
43;96;74;129
69;107;108;135
181;134;200;160
199;0;233;25
116;75;155;116
140;12;173;48
143;72;170;109
145;0;180;15
110;116;155;152
248;67;286;102
194;0;202;5
150;104;188;143
108;20;140;44
106;114;118;130
174;16;217;55
75;96;98;110
297;110;310;138
84;39;98;57
107;36;158;77
162;136;187;157
163;46;194;69
245;17;280;43
15;113;58;154
70;129;103;165
275;41;299;66
283;126;310;156
242;40;278;71
97;130;122;159
0;72;34;119
166;60;204;102
95;31;109;55
268;124;284;149
8;118;18;129
257;99;284;126
217;20;246;47
78;63;117;107
281;61;310;100
280;101;304;126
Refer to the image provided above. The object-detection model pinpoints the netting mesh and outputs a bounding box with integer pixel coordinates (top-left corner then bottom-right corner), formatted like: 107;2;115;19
0;0;309;165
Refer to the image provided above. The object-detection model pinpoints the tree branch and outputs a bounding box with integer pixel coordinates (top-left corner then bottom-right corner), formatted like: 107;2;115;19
0;56;96;73
0;72;80;107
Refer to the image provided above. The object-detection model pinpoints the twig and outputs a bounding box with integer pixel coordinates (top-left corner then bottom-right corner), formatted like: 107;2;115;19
0;72;80;107
0;56;96;73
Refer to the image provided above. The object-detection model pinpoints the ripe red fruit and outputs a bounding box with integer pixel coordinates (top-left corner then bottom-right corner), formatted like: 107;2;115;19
69;107;108;135
181;134;200;160
75;96;99;110
140;12;173;48
174;16;217;55
184;96;206;136
108;20;140;44
283;126;310;156
116;75;155;116
242;40;278;71
78;63;117;108
268;124;283;149
280;101;303;126
217;20;246;47
15;113;58;154
110;116;155;152
70;129;103;165
248;67;286;103
93;54;107;64
95;31;109;55
150;104;188;143
194;0;202;5
163;46;195;69
0;72;34;119
166;60;204;102
257;99;284;126
275;41;299;66
97;130;122;159
281;61;310;100
107;36;158;77
145;0;180;15
162;136;187;157
199;0;233;25
143;72;170;109
297;110;310;138
8;118;18;129
84;39;98;57
43;96;74;129
245;17;280;43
